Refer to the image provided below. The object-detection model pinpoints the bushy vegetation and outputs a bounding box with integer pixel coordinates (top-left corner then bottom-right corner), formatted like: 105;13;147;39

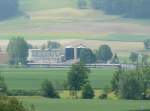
41;80;59;98
91;0;150;18
67;63;90;98
0;74;7;95
0;96;29;111
79;48;96;64
111;68;150;100
82;83;94;99
96;45;113;63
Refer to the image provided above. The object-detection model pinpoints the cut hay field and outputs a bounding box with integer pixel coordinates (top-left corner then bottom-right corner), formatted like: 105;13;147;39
0;68;116;90
18;96;150;111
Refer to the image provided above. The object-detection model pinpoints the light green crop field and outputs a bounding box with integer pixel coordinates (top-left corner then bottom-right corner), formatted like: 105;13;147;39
0;32;149;42
0;68;116;90
18;96;150;111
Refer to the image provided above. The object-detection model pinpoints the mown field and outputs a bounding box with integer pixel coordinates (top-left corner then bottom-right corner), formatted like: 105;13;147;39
0;68;116;90
18;96;150;111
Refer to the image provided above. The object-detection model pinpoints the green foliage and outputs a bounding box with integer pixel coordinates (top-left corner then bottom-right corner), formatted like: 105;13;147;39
144;39;150;49
7;37;29;65
0;96;27;111
111;68;150;100
47;41;61;49
141;54;149;65
97;45;113;63
111;70;122;94
129;52;139;63
67;63;90;91
119;71;144;100
41;80;59;98
79;48;96;64
0;74;7;95
82;83;94;99
99;92;107;100
111;53;120;64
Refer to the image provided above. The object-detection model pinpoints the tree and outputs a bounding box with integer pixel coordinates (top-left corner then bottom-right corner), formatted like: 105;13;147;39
41;80;59;98
118;71;144;100
111;53;120;64
141;67;150;100
67;62;90;98
144;39;150;49
129;52;139;63
7;37;29;65
97;45;113;63
77;0;87;9
141;54;149;65
79;48;96;64
82;83;95;99
111;69;146;100
0;74;7;95
47;41;61;49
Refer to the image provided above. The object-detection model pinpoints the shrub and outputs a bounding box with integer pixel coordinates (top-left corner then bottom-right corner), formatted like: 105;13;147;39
0;96;26;111
82;83;95;99
99;92;107;100
41;80;59;98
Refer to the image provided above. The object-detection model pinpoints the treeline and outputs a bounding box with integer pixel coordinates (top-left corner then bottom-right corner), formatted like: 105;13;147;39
90;0;150;18
0;0;20;20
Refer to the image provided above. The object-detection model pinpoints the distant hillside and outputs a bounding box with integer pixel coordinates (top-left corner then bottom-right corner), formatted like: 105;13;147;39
91;0;150;18
19;0;80;11
0;0;20;20
19;0;150;18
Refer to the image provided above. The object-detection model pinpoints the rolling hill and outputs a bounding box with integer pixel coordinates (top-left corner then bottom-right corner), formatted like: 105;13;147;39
0;0;150;43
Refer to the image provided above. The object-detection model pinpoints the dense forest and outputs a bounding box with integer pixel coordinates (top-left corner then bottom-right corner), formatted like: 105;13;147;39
0;0;19;20
90;0;150;18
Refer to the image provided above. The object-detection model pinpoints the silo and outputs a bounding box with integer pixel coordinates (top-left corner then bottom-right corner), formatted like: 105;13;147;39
65;46;74;60
77;45;86;58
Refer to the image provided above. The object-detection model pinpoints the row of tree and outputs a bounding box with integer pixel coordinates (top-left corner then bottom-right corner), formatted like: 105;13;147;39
42;62;150;100
79;45;119;64
78;0;150;18
0;0;20;20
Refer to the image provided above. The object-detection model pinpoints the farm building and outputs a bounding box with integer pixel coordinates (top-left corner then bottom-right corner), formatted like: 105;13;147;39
27;48;64;64
27;44;87;65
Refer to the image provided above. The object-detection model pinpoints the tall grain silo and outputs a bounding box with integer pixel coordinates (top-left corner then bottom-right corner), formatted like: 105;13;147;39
65;46;74;60
77;44;86;59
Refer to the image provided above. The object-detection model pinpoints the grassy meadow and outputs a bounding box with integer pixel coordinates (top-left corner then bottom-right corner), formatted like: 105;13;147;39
18;96;150;111
0;68;116;90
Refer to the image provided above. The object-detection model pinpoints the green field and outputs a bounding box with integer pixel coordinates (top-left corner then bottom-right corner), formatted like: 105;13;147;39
0;32;149;42
18;96;150;111
0;68;116;90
